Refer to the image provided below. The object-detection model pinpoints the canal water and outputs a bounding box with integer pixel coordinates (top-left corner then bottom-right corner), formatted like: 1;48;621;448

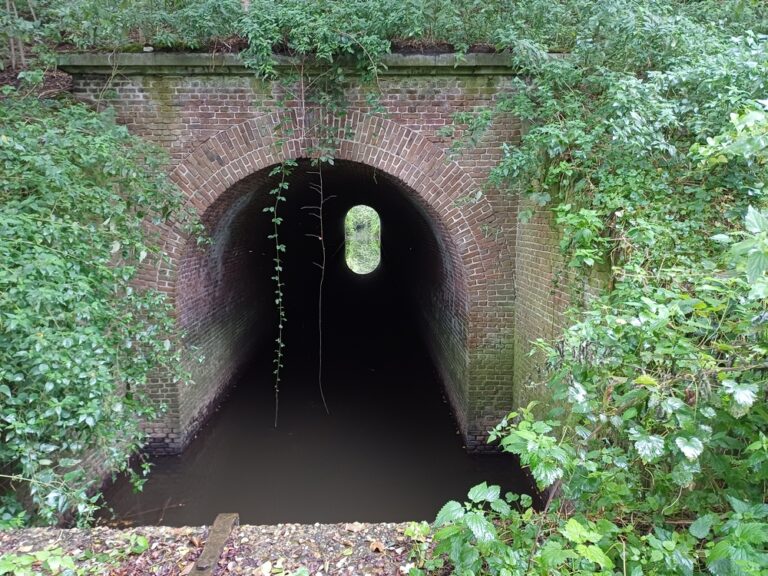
101;206;529;525
101;312;529;526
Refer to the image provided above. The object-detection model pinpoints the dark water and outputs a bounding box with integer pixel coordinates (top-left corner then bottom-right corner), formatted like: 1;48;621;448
102;225;530;525
101;317;528;526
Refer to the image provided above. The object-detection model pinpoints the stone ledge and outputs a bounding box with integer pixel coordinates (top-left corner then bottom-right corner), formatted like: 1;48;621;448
57;52;518;76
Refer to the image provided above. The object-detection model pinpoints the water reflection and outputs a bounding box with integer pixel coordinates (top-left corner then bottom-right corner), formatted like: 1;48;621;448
102;320;528;526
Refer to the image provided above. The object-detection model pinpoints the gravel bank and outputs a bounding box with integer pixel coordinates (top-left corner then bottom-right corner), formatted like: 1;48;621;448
0;522;416;575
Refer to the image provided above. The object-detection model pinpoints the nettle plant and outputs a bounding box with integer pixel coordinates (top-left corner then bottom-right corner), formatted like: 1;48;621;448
0;94;192;526
419;181;768;576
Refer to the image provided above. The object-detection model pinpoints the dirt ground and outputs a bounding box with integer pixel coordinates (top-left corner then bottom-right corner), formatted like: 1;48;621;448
0;522;418;575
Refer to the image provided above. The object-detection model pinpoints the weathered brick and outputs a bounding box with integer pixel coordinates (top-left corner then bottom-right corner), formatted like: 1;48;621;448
65;60;578;454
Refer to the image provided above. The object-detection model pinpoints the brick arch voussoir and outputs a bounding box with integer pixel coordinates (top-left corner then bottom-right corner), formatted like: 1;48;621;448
163;109;493;306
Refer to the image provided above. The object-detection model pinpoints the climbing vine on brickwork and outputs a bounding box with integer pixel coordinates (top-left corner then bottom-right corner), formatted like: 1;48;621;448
239;41;374;424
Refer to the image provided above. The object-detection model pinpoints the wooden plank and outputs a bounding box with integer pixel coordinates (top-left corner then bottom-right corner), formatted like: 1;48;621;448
195;513;239;575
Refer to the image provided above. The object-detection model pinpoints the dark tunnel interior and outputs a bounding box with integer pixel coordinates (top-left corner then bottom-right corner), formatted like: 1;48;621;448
101;160;528;526
266;160;445;377
248;159;446;373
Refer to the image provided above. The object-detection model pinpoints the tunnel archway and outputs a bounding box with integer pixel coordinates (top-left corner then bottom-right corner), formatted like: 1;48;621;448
176;158;469;441
145;111;511;454
113;156;531;523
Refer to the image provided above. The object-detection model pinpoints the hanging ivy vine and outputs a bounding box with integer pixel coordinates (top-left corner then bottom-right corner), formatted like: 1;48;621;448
264;159;294;428
239;0;389;423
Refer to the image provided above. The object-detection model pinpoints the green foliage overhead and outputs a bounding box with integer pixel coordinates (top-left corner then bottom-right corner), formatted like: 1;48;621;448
410;1;768;575
2;0;663;70
0;94;188;525
42;0;577;52
54;0;245;51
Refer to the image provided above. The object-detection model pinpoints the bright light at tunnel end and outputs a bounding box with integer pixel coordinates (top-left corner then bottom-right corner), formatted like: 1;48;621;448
344;205;381;274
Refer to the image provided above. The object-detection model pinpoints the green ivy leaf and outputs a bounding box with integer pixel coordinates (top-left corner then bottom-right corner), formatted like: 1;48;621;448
745;205;768;234
722;380;757;410
577;544;614;570
676;437;704;461
463;512;496;543
130;535;149;554
748;278;768;299
634;434;665;463
622;407;638;421
706;540;733;566
671;460;700;487
467;482;500;503
561;518;602;545
433;524;462;542
725;496;751;515
539;541;577;567
532;460;563;488
489;499;511;516
746;251;768;283
634;374;658;386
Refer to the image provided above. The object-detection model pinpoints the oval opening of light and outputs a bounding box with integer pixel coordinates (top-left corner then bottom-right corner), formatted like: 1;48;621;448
344;205;381;274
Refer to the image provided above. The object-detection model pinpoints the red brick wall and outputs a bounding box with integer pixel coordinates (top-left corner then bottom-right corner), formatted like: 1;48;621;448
175;175;277;444
513;204;609;411
64;55;537;452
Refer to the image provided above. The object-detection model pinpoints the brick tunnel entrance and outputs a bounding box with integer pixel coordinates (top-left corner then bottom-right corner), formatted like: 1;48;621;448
58;59;526;460
104;159;530;525
56;56;543;521
175;159;470;447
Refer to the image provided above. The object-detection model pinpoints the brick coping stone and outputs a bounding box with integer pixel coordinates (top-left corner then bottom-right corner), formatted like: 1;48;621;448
58;51;518;76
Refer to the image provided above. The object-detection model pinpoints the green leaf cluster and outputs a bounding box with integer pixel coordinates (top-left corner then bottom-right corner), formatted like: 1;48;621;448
418;1;768;575
3;0;624;72
0;533;149;575
0;94;189;525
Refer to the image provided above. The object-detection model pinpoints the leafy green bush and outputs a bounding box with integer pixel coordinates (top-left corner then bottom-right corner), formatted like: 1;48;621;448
50;0;244;50
421;1;768;574
0;534;149;575
2;0;607;70
0;93;189;525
